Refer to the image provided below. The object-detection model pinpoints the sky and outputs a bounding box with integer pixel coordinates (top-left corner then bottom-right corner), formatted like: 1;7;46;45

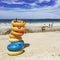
0;0;60;19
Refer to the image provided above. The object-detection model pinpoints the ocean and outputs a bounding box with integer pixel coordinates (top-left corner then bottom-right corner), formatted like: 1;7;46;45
0;19;60;23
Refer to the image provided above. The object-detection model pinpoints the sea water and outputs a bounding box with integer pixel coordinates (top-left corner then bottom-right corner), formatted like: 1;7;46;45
0;19;60;33
0;19;60;23
0;19;60;28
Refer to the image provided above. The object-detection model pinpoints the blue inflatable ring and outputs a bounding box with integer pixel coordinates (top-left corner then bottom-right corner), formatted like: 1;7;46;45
7;40;24;51
11;40;24;46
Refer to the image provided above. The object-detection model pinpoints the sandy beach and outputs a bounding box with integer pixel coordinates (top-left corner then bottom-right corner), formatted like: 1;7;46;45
0;0;60;59
0;32;60;60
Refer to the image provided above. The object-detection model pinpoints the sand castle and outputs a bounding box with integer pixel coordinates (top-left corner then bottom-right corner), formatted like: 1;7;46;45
7;19;25;56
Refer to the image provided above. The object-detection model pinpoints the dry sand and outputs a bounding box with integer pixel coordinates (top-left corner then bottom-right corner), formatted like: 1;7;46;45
0;32;60;60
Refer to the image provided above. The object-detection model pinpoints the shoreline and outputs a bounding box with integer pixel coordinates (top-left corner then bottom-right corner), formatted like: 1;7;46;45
26;22;60;27
0;22;60;34
0;22;60;27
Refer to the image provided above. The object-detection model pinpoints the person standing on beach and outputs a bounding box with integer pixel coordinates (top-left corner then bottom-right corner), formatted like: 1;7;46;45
49;24;50;28
42;24;45;31
51;23;53;28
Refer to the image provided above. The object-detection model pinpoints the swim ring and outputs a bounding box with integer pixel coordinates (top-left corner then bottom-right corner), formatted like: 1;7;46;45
7;50;24;56
9;33;21;39
11;31;24;36
12;27;25;32
9;38;22;42
7;42;24;51
11;20;25;27
11;40;24;46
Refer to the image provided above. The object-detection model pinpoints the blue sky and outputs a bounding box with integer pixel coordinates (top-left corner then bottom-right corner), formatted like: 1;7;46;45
0;0;60;19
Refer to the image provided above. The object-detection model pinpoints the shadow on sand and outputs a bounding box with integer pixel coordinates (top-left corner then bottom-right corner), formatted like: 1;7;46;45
19;43;30;55
24;43;30;48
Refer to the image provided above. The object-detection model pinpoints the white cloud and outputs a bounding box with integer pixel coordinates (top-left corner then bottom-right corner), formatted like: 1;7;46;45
53;0;60;7
2;0;12;4
0;7;60;19
1;0;25;4
38;0;51;3
29;3;37;7
0;0;60;19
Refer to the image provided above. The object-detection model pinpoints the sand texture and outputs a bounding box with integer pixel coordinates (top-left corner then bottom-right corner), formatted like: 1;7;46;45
0;32;60;60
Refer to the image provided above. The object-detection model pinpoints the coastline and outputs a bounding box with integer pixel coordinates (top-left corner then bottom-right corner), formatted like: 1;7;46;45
0;22;60;34
0;22;60;28
26;22;60;27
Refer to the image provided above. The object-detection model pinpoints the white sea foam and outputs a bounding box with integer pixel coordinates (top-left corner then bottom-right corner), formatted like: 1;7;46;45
0;23;11;34
26;22;60;28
